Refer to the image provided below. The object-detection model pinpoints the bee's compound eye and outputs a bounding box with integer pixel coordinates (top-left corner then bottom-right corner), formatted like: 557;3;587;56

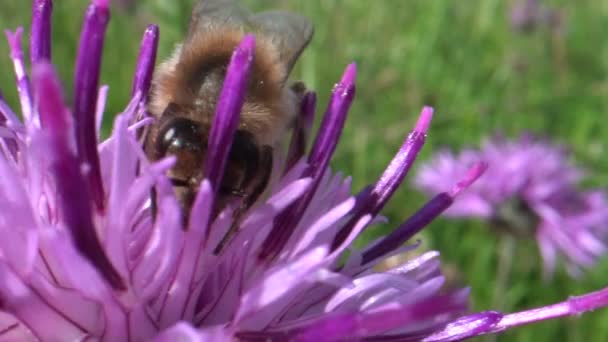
157;117;204;155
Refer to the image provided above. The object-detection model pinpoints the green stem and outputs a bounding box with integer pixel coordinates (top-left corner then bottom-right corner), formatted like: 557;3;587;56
485;235;516;342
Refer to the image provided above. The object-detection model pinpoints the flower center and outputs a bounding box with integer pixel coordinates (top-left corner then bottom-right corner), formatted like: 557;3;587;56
491;197;540;238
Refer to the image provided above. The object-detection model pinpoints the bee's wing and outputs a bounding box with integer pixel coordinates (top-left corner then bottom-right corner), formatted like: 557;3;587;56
251;11;314;75
189;1;313;76
188;0;250;35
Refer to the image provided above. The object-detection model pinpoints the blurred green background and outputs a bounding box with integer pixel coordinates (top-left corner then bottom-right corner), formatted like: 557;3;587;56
1;0;608;340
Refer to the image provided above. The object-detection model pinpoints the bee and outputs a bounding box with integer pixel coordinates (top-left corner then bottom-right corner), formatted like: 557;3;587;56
144;0;313;249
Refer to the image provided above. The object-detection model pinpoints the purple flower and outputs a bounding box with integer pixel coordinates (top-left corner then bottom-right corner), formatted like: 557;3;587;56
416;135;608;277
510;0;542;31
3;1;608;341
0;0;491;340
510;0;565;34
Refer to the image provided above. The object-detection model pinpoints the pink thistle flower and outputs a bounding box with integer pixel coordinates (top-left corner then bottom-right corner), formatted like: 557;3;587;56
0;1;607;341
510;0;565;34
416;135;608;278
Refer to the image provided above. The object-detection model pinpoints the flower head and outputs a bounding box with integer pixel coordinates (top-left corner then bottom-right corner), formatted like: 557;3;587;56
3;1;608;341
0;0;493;340
415;135;608;277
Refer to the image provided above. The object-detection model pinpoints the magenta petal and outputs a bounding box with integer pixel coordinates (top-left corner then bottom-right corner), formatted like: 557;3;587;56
34;62;124;290
30;0;53;64
73;1;109;211
294;293;467;341
158;180;215;327
308;64;357;165
0;152;38;276
370;107;433;212
95;85;109;133
131;24;159;100
285;92;317;172
0;313;35;340
0;262;87;340
332;107;433;250
259;64;356;261
289;196;356;258
0;91;24;129
265;178;313;213
5;28;34;124
135;189;183;300
324;273;421;312
153;322;207;342
104;114;137;276
362;162;486;264
204;35;256;192
423;312;503;342
39;228;112;302
236;247;330;328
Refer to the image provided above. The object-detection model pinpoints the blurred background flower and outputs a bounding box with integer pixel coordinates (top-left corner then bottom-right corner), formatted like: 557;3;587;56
415;135;608;278
2;0;608;340
510;0;565;34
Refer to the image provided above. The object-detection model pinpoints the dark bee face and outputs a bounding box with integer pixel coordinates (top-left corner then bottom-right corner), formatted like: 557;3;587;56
152;116;207;212
145;103;274;227
156;117;206;186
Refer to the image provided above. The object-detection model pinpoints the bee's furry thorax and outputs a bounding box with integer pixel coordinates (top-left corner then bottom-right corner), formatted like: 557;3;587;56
149;28;298;146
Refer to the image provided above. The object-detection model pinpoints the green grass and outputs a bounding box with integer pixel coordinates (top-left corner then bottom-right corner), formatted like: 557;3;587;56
2;0;608;340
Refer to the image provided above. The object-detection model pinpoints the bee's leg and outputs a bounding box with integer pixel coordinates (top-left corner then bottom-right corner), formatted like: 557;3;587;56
244;145;273;208
213;146;273;255
287;81;308;130
290;80;307;101
150;187;157;222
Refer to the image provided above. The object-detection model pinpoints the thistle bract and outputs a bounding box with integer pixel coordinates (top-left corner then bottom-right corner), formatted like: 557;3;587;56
416;135;608;277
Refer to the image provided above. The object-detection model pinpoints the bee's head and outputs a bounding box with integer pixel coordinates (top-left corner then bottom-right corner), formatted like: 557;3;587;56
146;102;264;212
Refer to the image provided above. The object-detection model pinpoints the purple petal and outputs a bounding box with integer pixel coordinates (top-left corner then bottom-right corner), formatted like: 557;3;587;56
236;247;330;329
33;62;124;290
39;228;113;303
372;107;433;210
324;273;422;312
226;177;314;263
158;180;215;327
266;178;313;213
0;151;38;276
154;322;208;342
289;196;356;258
204;34;255;192
448;161;488;197
489;286;608;335
73;0;110;211
423;312;503;342
430;286;608;340
0;313;34;340
30;0;53;64
258;64;356;261
362;162;486;264
294;293;467;341
135;186;183;300
0;90;24;129
285;92;316;172
131;25;159;100
104;114;139;277
95;85;109;133
332;107;433;250
5;28;34;125
0;263;87;340
308;63;357;165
